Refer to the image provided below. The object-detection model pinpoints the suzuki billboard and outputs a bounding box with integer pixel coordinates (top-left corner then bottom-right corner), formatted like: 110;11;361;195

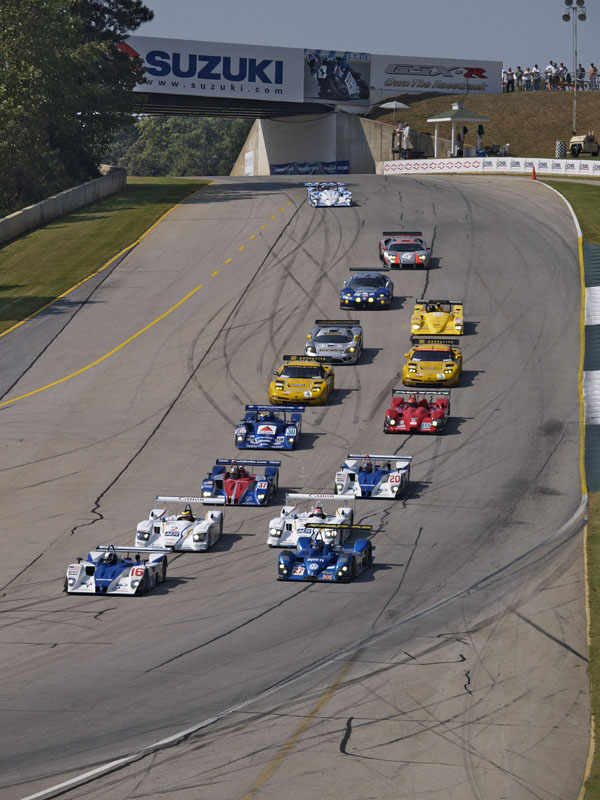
125;36;305;102
371;54;502;100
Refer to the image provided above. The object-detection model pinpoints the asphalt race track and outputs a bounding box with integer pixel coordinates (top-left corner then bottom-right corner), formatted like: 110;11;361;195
0;175;589;800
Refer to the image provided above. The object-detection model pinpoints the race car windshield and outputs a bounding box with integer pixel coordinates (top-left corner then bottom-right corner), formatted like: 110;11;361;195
281;366;324;378
314;331;352;343
349;275;386;288
413;349;454;361
389;243;421;252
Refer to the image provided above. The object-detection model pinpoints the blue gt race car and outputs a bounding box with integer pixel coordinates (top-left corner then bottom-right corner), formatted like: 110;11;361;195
234;404;304;450
201;458;280;506
277;524;374;582
334;454;411;499
340;268;394;309
305;181;352;207
64;545;169;595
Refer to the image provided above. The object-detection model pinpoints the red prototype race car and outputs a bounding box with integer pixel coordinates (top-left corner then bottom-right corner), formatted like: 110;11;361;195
383;390;450;434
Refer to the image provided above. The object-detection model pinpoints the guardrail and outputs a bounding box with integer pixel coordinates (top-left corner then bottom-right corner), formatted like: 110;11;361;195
0;168;126;245
379;156;600;177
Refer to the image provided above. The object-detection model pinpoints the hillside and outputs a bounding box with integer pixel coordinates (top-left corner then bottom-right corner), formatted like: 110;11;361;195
370;91;600;158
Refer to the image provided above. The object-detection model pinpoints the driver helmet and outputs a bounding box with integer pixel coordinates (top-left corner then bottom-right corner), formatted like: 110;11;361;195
362;456;373;472
178;504;194;521
313;506;326;519
258;410;271;421
306;52;318;70
312;538;324;551
229;464;239;478
408;394;418;407
104;550;118;566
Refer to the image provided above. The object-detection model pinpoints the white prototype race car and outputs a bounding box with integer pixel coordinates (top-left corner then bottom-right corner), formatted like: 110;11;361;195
267;493;354;548
135;496;224;552
334;454;412;499
305;181;352;207
65;545;169;595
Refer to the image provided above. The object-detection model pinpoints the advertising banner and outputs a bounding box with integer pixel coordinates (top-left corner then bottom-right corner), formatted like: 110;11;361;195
371;54;502;101
382;157;600;176
124;36;305;102
304;49;371;106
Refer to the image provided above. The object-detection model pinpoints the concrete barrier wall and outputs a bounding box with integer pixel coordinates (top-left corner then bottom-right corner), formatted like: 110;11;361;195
230;113;450;176
0;168;127;245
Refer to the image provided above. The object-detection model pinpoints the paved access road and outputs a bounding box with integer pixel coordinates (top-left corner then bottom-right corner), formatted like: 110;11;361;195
0;176;588;800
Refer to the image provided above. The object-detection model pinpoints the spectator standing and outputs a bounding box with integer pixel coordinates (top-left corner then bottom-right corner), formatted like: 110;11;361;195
523;67;532;91
552;62;560;90
402;122;411;151
558;62;568;88
544;61;553;89
577;63;585;90
516;66;524;90
532;64;541;90
502;68;507;92
456;131;463;157
590;63;598;90
506;67;515;92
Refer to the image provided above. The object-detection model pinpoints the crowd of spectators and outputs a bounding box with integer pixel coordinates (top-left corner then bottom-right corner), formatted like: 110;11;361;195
503;62;598;92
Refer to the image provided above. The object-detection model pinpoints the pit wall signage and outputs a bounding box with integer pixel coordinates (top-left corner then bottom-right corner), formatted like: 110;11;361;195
382;157;600;175
371;54;502;100
125;36;305;101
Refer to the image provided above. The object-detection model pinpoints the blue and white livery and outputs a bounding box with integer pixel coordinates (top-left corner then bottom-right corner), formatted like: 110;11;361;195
305;181;352;207
334;454;411;499
64;545;169;595
201;459;280;506
277;524;374;583
234;404;304;450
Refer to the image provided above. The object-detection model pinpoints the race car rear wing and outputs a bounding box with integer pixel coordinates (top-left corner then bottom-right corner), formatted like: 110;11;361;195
347;453;412;463
382;230;422;236
411;337;461;347
216;458;281;466
282;354;330;363
349;266;390;272
418;298;463;305
286;493;339;501
96;545;171;553
392;389;450;397
314;319;360;326
154;495;221;504
244;404;305;413
303;522;373;533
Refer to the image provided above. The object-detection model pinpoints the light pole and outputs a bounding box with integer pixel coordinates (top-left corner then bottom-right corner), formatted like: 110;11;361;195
562;0;587;135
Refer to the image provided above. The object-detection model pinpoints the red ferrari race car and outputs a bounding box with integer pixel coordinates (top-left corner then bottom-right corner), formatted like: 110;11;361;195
383;390;450;434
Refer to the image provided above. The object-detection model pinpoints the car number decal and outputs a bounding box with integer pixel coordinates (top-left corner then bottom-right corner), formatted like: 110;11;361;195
389;474;402;483
256;481;268;489
292;565;305;575
130;566;145;577
286;427;297;435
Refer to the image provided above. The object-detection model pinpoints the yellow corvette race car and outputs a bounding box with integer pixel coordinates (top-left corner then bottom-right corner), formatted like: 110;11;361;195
402;338;463;387
410;299;464;336
269;355;334;405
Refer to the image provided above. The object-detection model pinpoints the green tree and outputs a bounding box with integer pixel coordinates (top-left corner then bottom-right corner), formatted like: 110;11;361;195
0;0;152;216
106;116;254;176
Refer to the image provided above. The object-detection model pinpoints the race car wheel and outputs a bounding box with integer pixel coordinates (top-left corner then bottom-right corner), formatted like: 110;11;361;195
366;543;373;565
136;572;150;595
350;559;356;580
63;578;68;593
157;556;168;584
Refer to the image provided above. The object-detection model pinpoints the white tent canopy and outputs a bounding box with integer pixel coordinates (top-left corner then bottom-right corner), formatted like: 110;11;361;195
427;102;490;157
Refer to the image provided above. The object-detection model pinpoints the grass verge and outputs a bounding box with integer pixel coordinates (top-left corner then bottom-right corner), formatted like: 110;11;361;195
0;176;208;336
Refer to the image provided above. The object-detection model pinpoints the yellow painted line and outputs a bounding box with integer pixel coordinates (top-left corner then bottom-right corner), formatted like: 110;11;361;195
0;185;204;342
240;656;355;800
279;207;285;211
578;235;588;495
579;517;595;800
248;234;256;240
286;201;292;204
259;225;266;229
224;257;232;264
211;270;219;277
238;245;245;252
0;284;203;409
270;215;276;220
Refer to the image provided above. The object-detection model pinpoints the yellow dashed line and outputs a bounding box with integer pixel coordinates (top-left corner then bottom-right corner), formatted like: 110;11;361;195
211;270;219;277
224;257;232;264
249;234;256;240
0;285;204;408
259;225;266;229
238;245;245;251
270;215;276;220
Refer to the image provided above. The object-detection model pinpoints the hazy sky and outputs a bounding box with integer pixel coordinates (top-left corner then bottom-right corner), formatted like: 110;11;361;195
137;0;599;73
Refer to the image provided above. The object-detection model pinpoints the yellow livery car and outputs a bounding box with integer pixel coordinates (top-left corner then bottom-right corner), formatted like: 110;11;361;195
269;355;334;405
402;338;463;387
410;299;464;336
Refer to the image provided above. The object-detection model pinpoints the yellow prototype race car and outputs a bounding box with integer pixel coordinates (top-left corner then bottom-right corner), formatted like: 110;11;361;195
269;355;334;405
402;338;463;387
410;299;464;336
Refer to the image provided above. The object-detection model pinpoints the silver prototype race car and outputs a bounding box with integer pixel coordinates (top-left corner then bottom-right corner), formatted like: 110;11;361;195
305;319;363;364
65;545;169;595
267;493;354;548
378;231;430;268
135;496;225;552
334;454;412;499
305;181;352;207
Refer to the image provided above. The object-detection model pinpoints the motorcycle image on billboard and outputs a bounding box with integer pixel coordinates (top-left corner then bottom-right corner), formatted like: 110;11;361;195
304;50;371;105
